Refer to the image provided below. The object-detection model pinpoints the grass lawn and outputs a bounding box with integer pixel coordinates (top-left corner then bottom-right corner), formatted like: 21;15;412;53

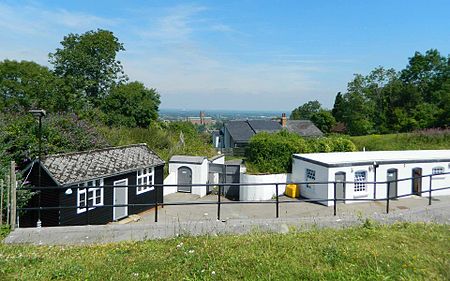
1;223;449;280
350;132;450;151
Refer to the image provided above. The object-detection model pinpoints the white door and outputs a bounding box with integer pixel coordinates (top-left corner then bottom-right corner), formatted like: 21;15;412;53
113;179;128;220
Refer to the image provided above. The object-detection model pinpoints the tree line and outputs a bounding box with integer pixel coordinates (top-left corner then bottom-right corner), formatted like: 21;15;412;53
0;29;160;128
291;49;449;135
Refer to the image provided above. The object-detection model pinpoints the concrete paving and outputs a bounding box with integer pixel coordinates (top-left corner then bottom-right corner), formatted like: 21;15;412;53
3;195;449;245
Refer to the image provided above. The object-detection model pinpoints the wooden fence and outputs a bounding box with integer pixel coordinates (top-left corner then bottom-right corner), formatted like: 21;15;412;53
1;161;17;230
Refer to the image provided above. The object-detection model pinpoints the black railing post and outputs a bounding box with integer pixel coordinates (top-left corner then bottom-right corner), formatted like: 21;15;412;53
275;184;279;218
386;181;390;214
155;184;158;222
217;184;221;221
429;175;432;206
333;182;337;216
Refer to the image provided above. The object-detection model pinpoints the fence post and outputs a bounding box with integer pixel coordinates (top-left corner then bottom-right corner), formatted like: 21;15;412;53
10;161;17;230
0;179;3;225
429;175;432;206
217;184;221;221
386;181;390;214
275;184;279;218
154;184;158;223
6;174;10;226
333;182;337;216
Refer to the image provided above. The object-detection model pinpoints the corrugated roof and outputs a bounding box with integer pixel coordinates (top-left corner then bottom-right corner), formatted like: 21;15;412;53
41;144;164;186
169;155;207;164
286;120;323;137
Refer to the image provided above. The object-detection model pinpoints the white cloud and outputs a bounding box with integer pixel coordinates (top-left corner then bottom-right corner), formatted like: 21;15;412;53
0;2;350;110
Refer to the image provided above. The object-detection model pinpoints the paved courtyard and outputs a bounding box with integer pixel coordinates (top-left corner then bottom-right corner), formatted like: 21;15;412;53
135;193;449;224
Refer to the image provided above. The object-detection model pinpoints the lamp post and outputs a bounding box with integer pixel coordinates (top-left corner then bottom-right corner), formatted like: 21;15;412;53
373;161;379;200
29;109;46;228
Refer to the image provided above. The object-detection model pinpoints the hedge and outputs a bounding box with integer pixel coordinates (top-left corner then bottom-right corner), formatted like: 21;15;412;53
245;131;356;174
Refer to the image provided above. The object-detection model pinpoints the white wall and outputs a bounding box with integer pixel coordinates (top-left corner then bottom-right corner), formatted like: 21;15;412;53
291;158;331;206
163;172;177;196
293;158;450;206
240;173;290;201
167;159;209;197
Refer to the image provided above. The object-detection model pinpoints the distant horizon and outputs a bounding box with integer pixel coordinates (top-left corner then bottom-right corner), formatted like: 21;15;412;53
1;1;449;110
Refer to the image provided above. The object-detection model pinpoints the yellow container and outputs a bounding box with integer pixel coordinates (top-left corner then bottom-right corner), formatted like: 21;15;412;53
285;184;299;198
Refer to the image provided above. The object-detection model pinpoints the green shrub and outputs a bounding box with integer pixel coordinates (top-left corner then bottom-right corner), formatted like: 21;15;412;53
246;131;356;174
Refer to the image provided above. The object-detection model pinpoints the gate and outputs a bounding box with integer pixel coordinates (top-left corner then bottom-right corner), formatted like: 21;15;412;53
209;163;241;200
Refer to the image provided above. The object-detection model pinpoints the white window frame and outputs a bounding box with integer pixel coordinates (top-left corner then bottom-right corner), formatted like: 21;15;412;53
432;166;445;180
77;179;104;214
305;168;316;188
137;167;155;195
354;170;367;194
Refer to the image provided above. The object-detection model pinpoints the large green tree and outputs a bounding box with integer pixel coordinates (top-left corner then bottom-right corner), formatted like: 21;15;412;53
49;29;127;105
310;110;336;133
101;81;160;127
0;60;74;112
290;100;322;120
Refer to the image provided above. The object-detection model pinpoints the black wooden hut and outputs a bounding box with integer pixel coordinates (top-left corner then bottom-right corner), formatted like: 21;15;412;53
20;143;165;227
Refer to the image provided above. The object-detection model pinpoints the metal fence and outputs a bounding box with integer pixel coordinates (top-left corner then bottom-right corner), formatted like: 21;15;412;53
13;171;450;227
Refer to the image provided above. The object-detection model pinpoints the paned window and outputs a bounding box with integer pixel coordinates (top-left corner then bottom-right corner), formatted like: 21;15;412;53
432;167;444;175
77;179;104;214
137;167;154;194
354;171;367;193
305;168;316;188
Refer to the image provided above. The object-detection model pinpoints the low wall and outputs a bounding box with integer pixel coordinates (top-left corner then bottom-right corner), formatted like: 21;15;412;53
163;172;177;196
240;173;291;201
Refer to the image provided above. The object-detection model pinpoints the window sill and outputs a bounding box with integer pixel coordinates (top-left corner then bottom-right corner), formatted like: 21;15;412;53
136;187;155;195
353;192;369;198
77;204;103;214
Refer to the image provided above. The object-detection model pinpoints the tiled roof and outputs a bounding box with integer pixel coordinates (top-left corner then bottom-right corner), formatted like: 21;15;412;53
41;144;164;186
286;120;323;137
224;119;322;142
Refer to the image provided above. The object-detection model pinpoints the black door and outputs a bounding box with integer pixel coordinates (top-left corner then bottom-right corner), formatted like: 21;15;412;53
412;168;422;195
335;172;345;203
387;169;398;199
177;167;192;192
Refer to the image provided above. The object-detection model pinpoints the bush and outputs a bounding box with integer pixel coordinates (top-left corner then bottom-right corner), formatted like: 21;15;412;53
0;112;110;221
246;131;356;174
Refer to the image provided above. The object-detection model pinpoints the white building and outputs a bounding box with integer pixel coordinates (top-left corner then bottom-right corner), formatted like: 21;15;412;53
163;155;225;197
291;150;450;206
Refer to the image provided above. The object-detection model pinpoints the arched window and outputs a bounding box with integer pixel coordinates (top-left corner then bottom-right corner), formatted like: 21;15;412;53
354;170;367;193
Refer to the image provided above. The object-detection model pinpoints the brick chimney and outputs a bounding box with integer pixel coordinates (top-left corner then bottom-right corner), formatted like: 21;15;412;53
200;111;205;125
281;113;287;127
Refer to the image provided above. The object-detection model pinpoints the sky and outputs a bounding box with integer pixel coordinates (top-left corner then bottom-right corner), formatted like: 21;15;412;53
1;0;449;111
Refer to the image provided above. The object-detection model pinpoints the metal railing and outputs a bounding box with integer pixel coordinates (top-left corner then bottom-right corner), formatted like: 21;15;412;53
15;171;450;227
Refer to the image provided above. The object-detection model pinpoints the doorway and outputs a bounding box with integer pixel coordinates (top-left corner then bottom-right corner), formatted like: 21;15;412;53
412;168;422;195
177;167;192;192
335;172;346;203
387;169;398;199
113;179;128;221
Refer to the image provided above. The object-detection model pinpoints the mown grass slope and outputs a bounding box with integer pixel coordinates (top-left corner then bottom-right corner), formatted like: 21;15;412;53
350;129;450;151
1;223;449;280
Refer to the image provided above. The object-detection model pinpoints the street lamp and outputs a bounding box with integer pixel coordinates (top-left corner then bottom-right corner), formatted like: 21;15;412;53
373;161;379;199
29;109;46;228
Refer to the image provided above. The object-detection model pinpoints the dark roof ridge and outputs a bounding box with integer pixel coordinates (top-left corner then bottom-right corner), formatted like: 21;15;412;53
246;120;257;134
44;143;150;159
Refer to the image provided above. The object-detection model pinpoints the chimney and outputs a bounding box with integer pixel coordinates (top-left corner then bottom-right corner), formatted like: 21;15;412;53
200;111;205;125
281;113;287;127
